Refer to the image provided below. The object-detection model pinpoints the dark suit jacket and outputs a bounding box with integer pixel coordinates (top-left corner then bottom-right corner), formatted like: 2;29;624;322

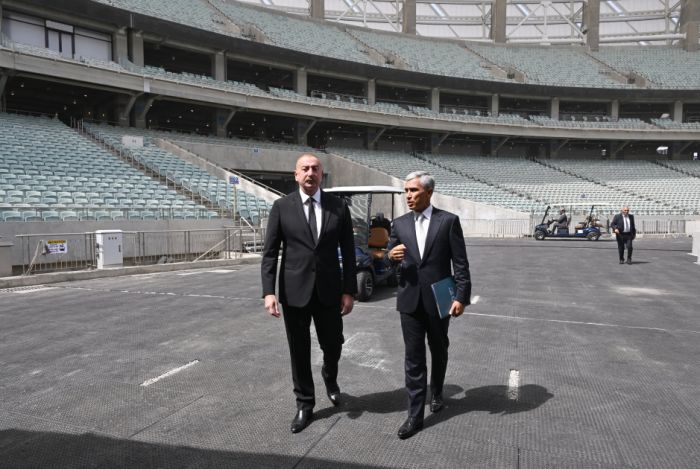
261;190;357;308
610;213;636;239
387;207;471;316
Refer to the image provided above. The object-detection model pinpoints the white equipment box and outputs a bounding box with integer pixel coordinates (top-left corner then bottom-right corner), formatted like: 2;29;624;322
95;230;123;269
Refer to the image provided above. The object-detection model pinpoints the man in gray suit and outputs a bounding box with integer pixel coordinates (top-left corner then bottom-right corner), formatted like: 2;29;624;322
261;154;357;433
387;171;471;439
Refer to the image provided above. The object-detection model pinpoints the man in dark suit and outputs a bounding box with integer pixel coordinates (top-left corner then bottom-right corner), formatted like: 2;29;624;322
261;154;357;433
610;206;636;264
387;171;471;439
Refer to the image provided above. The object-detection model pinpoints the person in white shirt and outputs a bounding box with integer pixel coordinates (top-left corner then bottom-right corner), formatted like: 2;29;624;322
610;206;636;264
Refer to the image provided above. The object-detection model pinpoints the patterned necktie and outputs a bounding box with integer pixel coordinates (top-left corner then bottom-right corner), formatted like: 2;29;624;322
306;198;318;243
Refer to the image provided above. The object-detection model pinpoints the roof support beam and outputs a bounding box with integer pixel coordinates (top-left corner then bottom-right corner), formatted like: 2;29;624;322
309;0;325;19
402;0;416;34
490;0;507;43
680;0;700;51
583;0;600;51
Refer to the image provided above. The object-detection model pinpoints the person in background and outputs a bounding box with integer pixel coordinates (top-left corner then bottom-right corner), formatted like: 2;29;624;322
610;206;636;264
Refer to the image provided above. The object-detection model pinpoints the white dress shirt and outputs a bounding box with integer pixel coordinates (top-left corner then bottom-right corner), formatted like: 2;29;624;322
300;188;322;237
414;205;433;259
623;215;630;233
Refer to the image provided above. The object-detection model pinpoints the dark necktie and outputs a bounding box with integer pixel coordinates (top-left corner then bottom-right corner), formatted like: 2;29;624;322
306;198;318;243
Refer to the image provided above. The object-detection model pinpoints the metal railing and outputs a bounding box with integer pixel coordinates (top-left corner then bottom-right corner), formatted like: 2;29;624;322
16;227;265;275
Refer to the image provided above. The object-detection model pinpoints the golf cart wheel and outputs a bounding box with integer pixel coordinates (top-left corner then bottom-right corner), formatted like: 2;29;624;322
587;232;600;241
356;270;374;302
534;230;546;241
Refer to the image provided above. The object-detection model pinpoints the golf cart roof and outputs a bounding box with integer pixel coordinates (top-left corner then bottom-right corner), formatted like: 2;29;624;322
325;186;403;194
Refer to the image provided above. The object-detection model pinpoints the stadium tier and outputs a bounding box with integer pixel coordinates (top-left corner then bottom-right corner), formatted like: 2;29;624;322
81;123;274;224
465;43;630;89
90;0;239;37
19;0;691;92
2;33;697;135
0;113;215;221
347;28;502;81
329;148;697;215
542;159;700;214
591;47;700;89
0;113;279;222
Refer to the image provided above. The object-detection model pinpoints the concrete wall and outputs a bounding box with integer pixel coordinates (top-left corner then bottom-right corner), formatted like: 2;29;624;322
174;140;304;174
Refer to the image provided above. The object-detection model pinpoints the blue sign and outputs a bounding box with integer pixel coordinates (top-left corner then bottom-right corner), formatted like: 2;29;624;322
229;176;239;185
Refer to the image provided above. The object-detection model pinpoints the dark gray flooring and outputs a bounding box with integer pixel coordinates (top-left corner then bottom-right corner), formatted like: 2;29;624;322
1;238;698;468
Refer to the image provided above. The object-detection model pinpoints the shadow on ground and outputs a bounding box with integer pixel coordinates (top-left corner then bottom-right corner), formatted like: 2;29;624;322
0;429;390;469
315;383;553;428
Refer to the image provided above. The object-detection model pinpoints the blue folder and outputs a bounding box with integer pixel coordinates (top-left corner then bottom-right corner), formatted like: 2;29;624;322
431;276;457;319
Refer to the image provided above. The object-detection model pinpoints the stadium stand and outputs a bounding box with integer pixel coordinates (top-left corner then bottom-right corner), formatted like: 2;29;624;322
91;0;239;37
209;0;378;65
530;115;658;130
591;47;700;89
329;148;540;212
348;29;504;81
465;43;630;88
542;159;700;214
82;123;273;223
0;113;214;221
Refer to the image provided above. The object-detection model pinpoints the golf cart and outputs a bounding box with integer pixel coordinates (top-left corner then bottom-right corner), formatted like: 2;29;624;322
534;203;609;241
325;185;403;301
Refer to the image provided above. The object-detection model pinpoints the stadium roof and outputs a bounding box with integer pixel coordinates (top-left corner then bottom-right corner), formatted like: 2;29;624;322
234;0;683;46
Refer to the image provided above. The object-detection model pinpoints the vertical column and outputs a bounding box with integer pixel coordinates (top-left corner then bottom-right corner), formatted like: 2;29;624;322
366;78;376;105
213;51;226;81
113;28;129;65
490;0;507;44
430;88;440;113
673;101;684;123
309;0;325;19
216;108;236;137
609;99;619;120
294;67;307;96
402;0;417;35
0;5;4;35
128;30;144;66
490;94;499;117
115;95;133;127
680;0;700;52
583;0;600;51
550;97;560;120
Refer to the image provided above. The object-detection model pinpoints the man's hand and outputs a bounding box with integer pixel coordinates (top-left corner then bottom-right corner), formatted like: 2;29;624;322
341;293;354;316
388;244;406;262
264;294;281;318
614;228;620;234
448;300;465;318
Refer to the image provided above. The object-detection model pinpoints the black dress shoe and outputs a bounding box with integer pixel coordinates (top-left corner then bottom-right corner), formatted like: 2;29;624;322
397;417;423;440
619;259;624;264
626;258;632;264
290;409;313;433
326;389;341;407
430;394;444;413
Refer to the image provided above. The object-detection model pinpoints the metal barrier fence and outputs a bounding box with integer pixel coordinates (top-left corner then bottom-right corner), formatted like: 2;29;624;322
462;219;532;238
16;227;265;275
